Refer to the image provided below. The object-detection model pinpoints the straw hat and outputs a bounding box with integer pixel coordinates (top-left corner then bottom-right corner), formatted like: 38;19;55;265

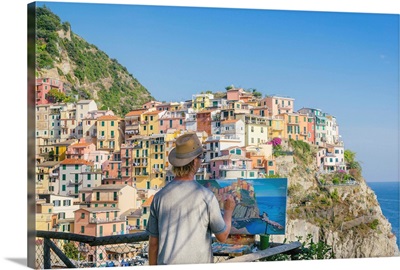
168;133;205;167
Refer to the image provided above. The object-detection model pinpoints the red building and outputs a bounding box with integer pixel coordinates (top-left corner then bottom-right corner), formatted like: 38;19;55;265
36;78;66;105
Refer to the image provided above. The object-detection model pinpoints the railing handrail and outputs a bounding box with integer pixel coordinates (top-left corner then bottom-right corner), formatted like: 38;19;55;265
36;230;149;246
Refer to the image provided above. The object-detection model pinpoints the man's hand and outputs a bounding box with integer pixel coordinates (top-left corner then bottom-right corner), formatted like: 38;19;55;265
224;194;236;211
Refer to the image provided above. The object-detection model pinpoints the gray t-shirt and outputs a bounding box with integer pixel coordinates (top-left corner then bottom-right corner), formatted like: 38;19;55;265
146;180;226;265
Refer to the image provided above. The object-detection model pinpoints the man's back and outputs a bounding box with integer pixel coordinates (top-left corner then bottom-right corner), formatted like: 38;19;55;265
146;180;226;265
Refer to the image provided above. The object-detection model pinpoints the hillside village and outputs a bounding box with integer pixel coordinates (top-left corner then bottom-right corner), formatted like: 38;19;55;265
35;77;348;263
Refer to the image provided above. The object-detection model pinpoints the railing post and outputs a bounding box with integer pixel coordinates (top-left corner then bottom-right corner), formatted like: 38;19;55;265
44;238;51;269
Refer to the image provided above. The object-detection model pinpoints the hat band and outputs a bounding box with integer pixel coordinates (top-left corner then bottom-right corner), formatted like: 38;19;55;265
175;147;203;159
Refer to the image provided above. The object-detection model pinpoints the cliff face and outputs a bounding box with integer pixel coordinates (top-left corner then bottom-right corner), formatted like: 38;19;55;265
270;141;399;259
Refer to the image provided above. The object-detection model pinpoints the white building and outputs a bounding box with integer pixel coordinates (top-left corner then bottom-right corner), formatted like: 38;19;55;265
59;159;102;198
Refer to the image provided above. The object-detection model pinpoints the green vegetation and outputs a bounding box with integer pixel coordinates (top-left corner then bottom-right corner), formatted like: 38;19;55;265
47;89;75;103
369;219;379;230
35;6;153;116
344;149;362;179
289;139;314;164
63;242;79;260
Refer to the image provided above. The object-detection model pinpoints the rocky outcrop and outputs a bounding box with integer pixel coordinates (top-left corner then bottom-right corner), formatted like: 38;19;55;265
273;144;399;259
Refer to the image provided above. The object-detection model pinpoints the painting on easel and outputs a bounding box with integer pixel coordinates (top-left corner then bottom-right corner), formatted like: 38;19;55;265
197;178;288;235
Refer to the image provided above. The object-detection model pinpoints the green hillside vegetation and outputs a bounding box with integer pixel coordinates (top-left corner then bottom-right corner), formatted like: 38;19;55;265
35;5;154;116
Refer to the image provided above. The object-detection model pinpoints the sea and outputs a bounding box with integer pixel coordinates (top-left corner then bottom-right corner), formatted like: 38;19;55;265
368;181;400;249
245;196;287;235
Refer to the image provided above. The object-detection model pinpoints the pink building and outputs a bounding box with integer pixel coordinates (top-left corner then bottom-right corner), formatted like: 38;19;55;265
142;100;162;109
226;88;252;101
209;148;254;179
66;139;96;159
260;96;294;117
158;110;186;133
36;78;66;105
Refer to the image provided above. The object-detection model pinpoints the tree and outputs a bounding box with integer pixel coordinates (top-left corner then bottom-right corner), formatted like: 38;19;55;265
344;149;361;170
47;89;66;103
63;242;79;260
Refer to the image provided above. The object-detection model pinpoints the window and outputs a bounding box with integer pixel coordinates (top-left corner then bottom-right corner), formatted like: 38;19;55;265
143;207;147;214
75;165;79;170
250;172;255;177
62;165;66;170
62;174;66;181
81;213;85;219
63;200;71;206
101;121;105;126
81;226;85;233
62;185;66;191
96;192;100;200
87;174;91;180
53;200;61;206
111;121;114;126
113;224;116;233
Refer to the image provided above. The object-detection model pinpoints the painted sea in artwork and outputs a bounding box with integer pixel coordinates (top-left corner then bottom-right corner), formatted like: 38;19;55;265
197;178;288;235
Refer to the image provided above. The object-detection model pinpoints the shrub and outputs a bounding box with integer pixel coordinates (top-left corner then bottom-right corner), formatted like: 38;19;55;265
369;219;379;230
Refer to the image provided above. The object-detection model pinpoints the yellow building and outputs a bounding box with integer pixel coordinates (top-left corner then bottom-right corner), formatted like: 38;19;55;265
96;115;123;153
36;161;60;195
36;199;58;231
52;139;77;161
140;110;160;136
192;93;214;112
267;117;284;139
132;135;166;189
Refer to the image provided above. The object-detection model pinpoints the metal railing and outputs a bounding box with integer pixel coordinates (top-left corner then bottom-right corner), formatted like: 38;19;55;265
35;231;149;269
35;230;301;268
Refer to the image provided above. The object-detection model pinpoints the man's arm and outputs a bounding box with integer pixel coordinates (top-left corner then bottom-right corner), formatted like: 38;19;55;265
215;194;235;242
148;235;159;265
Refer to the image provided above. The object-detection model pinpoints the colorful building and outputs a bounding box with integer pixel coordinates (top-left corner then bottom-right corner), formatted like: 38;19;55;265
96;115;123;153
59;158;102;198
261;96;294;117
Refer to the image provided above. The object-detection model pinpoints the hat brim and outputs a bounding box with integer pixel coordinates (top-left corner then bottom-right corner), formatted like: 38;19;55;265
168;147;206;167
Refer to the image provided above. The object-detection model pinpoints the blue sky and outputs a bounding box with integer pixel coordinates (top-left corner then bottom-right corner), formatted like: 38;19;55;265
35;1;399;183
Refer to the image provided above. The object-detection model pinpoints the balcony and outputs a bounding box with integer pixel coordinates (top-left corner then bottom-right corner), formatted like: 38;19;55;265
67;180;83;187
219;165;247;170
89;217;123;224
98;136;106;141
133;162;147;167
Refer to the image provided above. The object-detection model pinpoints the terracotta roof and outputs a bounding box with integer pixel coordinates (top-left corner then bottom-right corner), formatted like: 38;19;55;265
70;142;92;148
221;119;239;124
142;195;154;207
143;110;160;115
60;159;93;165
97;115;120;120
126;110;146;117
